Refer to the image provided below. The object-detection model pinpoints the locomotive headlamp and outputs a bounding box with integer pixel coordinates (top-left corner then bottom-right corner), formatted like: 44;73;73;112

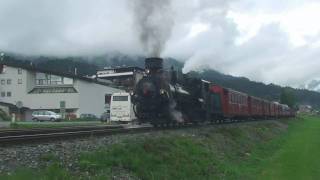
160;89;165;94
146;69;150;74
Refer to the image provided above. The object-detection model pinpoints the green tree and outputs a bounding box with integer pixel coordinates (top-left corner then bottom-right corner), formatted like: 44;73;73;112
280;87;296;108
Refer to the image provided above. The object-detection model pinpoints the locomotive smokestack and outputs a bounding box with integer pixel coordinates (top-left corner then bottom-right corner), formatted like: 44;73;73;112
145;57;163;74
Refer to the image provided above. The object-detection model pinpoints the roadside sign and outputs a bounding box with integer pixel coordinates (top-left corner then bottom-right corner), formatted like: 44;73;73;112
15;101;23;121
16;101;23;109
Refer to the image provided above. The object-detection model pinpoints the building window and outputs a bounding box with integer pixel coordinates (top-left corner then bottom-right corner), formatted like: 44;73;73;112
7;79;11;85
18;79;22;84
105;94;112;104
29;87;78;94
1;92;5;97
0;65;6;74
0;65;3;74
35;73;73;86
50;75;63;85
6;92;11;97
60;101;66;108
0;79;4;85
18;68;22;74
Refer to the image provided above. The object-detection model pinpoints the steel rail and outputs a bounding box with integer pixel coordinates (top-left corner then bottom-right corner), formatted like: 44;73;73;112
0;125;122;136
0;119;279;145
0;126;153;145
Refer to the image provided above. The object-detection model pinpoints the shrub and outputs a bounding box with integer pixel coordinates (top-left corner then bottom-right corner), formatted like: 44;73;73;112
0;108;11;121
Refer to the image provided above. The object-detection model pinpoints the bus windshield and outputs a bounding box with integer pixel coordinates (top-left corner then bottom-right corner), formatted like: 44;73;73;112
112;96;129;101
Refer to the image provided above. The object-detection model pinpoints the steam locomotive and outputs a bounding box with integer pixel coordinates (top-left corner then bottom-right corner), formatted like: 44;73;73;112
131;57;295;126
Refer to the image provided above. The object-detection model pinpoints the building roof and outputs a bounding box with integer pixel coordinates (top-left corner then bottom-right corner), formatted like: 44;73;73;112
0;101;29;110
0;60;119;88
96;66;144;79
97;72;134;78
102;66;144;72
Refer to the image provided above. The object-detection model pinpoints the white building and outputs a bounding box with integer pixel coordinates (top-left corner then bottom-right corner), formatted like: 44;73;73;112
0;61;123;120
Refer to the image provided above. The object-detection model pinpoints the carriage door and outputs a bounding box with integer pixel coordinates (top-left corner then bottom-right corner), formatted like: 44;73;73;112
210;93;222;114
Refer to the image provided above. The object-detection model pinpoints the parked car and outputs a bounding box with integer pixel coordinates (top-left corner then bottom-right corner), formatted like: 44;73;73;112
32;111;62;122
80;114;98;120
100;110;110;122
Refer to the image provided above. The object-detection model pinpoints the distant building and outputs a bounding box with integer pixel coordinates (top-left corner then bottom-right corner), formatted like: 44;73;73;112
94;67;144;91
0;61;123;121
298;105;312;113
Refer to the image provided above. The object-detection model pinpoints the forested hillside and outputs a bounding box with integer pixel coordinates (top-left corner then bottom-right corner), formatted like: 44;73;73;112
2;54;320;108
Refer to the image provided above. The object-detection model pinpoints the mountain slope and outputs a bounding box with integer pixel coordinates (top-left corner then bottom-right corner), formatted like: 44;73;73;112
2;54;320;108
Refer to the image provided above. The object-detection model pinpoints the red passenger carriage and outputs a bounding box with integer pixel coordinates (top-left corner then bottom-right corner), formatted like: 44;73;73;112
209;85;249;118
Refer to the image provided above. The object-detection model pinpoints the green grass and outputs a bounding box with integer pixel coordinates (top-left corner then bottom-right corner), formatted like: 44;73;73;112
2;116;319;179
79;137;219;179
9;121;102;129
258;115;320;180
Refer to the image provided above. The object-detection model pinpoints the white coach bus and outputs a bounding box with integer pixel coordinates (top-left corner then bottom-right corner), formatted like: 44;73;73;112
110;92;136;123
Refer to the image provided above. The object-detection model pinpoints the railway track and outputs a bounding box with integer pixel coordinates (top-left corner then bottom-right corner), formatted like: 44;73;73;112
0;119;276;145
0;125;153;145
0;125;122;136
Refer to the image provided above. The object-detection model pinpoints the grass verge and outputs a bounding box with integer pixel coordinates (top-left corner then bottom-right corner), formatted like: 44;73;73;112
2;116;318;179
259;115;320;180
9;121;102;129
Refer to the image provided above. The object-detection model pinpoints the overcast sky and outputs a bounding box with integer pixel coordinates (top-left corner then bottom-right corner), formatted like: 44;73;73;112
0;0;320;87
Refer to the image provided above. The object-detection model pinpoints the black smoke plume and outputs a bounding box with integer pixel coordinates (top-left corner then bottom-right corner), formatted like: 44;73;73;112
131;0;174;57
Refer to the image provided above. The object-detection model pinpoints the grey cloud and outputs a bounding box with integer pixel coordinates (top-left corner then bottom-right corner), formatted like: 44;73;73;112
0;0;320;87
0;0;139;56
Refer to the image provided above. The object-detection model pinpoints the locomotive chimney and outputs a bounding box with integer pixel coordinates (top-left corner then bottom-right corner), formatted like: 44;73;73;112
145;57;163;75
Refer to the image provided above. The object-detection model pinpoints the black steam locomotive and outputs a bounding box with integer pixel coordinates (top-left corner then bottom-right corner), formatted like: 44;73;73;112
131;57;209;125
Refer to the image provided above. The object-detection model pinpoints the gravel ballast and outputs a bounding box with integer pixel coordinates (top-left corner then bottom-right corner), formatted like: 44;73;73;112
0;120;288;175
